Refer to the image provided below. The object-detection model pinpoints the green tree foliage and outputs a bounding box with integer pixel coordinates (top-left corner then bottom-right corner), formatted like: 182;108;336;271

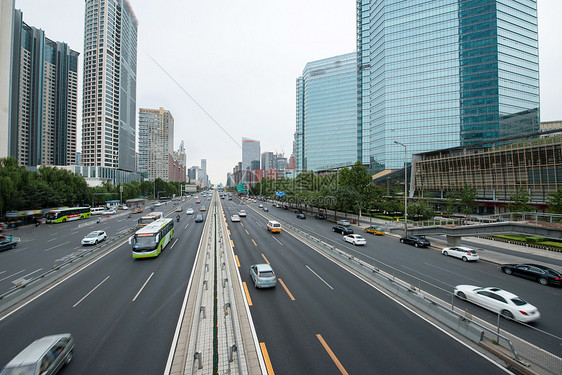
508;187;534;212
546;189;562;214
408;199;436;221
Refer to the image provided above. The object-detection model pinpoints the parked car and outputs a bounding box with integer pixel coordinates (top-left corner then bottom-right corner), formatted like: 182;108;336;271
249;264;277;288
332;225;353;235
296;213;306;219
238;210;247;217
186;208;194;215
81;230;107;245
500;264;562;286
195;214;204;223
337;219;351;227
400;235;430;247
453;285;540;323
231;215;241;222
343;234;366;246
442;246;479;262
1;333;74;375
364;226;385;235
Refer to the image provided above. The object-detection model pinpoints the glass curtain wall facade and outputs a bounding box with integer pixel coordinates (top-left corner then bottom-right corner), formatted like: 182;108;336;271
297;52;357;172
357;0;539;174
242;137;260;172
82;0;137;171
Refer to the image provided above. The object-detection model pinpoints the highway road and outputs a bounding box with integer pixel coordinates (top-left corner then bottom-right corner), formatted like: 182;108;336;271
237;198;562;357
222;197;510;374
0;196;206;374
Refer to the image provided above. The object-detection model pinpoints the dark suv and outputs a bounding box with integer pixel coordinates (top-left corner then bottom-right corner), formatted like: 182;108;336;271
400;235;430;247
333;225;354;235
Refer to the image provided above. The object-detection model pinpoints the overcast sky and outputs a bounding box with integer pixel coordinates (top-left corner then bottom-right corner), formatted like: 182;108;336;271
14;0;562;185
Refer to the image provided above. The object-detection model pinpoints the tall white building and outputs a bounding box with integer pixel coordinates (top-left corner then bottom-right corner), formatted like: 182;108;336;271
242;137;260;173
0;0;13;158
82;0;138;171
138;107;174;181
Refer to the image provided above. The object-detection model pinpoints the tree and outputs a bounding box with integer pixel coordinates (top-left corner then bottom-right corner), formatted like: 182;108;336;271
508;187;533;212
546;189;562;214
458;183;478;216
408;199;435;221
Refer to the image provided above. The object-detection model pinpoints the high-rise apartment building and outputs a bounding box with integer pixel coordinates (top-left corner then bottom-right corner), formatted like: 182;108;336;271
200;158;208;187
7;9;79;166
82;0;137;171
357;0;540;174
242;137;260;174
294;53;357;173
261;151;276;171
138;107;174;181
0;1;13;158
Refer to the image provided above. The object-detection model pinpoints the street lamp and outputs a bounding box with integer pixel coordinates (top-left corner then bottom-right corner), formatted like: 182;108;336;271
394;141;408;235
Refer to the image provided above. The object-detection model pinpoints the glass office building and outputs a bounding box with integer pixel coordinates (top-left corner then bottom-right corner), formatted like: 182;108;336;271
357;0;540;174
295;52;358;172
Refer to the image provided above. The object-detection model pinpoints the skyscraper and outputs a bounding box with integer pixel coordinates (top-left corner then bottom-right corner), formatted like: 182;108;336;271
294;53;357;172
82;0;137;171
200;158;208;187
8;9;79;166
357;0;540;173
242;137;260;174
0;1;13;158
138;107;174;181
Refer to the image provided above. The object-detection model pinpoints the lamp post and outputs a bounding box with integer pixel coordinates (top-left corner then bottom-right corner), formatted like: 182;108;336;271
394;141;408;235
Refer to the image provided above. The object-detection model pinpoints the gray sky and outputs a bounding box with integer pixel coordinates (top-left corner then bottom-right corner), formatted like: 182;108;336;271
14;0;562;185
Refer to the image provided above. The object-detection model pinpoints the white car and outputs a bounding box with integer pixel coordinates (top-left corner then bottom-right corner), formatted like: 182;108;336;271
186;208;194;215
343;234;366;246
231;215;241;222
238;210;247;217
454;285;540;323
102;209;116;215
337;219;351;227
81;230;107;245
258;204;263;208
442;246;479;262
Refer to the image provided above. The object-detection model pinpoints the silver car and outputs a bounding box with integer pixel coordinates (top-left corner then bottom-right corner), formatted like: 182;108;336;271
249;264;277;288
1;333;74;375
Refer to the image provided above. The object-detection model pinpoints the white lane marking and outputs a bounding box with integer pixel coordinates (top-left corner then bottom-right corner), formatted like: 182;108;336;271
21;269;43;279
44;241;71;252
0;269;25;282
255;221;261;226
73;275;110;308
272;236;283;246
170;238;178;249
306;265;334;290
184;223;189;229
47;237;58;242
132;272;154;302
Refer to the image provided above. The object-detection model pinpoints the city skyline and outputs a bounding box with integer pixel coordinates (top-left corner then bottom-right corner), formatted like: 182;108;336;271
11;0;562;185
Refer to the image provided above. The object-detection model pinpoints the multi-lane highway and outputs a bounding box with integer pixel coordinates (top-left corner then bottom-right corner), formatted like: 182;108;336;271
0;191;558;373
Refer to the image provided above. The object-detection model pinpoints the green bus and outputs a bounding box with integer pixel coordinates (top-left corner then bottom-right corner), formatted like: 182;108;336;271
45;207;91;223
130;218;174;259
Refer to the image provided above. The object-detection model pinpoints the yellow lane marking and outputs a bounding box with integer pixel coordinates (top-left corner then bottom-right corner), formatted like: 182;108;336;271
245;229;250;235
228;229;231;235
243;282;253;306
278;278;295;301
260;342;275;375
252;239;258;247
231;239;235;248
235;255;241;267
261;253;270;264
316;334;349;375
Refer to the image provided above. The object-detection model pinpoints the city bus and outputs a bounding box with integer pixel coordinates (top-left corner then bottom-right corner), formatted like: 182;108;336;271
45;207;91;223
137;212;164;227
130;218;174;258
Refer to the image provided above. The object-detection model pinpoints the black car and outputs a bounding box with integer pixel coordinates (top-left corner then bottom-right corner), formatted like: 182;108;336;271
332;225;353;235
314;214;325;220
296;213;306;219
399;235;430;247
195;214;204;223
0;239;18;252
501;264;562;286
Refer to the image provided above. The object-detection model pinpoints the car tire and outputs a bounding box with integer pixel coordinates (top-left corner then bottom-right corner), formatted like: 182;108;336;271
95;240;98;245
65;350;73;365
462;256;468;262
400;239;404;243
332;228;335;232
538;277;548;286
414;243;419;248
457;292;466;300
503;268;512;275
443;251;448;256
501;310;514;319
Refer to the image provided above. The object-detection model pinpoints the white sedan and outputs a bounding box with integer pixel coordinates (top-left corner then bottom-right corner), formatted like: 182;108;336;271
81;230;107;245
231;215;241;222
186;208;194;215
442;246;479;262
454;285;540;323
343;234;366;246
238;210;247;217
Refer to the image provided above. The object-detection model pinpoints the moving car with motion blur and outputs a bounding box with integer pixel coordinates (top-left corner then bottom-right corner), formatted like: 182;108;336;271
343;234;366;246
500;264;562;286
81;230;107;245
364;226;384;235
195;214;204;223
186;208;194;215
231;215;241;222
332;225;353;235
249;264;277;288
453;285;540;323
296;213;306;219
441;246;479;262
238;210;247;217
399;235;430;248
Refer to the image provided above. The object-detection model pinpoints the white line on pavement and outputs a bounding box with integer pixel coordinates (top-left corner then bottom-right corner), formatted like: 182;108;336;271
73;275;110;308
44;241;71;251
132;272;154;302
272;236;283;246
306;265;334;290
0;269;25;282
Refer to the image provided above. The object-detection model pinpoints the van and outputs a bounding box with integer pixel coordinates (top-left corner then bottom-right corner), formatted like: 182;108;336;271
90;207;105;215
1;333;74;375
266;220;282;233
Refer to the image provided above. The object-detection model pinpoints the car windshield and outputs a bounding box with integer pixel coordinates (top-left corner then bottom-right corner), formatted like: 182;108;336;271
1;364;37;375
511;297;528;306
85;233;98;238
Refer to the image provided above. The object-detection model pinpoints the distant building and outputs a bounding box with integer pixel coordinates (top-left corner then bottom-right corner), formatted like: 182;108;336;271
8;8;79;166
541;121;562;137
82;0;137;171
261;151;276;171
200;158;208;187
138;107;174;181
0;1;13;158
188;166;198;183
242;137;260;175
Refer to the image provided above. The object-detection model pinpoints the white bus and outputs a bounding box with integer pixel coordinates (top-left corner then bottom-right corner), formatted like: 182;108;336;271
130;218;174;259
